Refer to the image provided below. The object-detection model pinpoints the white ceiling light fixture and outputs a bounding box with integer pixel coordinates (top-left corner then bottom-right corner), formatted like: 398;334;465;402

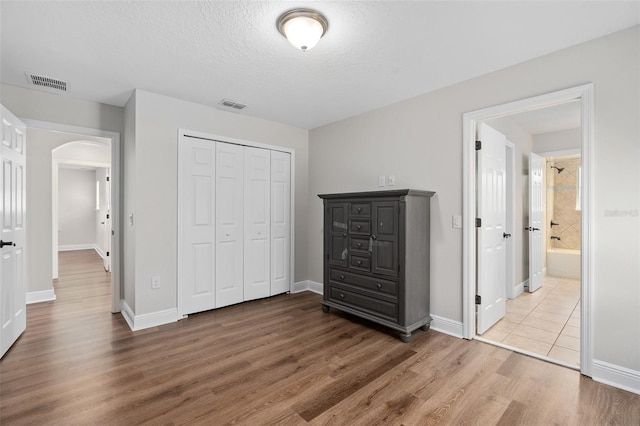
276;8;328;52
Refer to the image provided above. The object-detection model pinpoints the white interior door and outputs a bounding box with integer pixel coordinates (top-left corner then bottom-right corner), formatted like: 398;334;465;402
1;105;26;358
216;142;244;308
528;153;544;292
180;138;216;315
244;147;270;301
103;169;111;272
476;123;507;335
270;151;291;295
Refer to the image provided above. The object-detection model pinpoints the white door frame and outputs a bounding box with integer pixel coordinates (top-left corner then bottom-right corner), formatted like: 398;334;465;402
462;84;594;376
21;119;121;314
505;141;516;299
177;129;296;318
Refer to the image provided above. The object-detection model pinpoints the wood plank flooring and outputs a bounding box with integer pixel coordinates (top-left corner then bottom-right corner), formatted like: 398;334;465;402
1;250;638;425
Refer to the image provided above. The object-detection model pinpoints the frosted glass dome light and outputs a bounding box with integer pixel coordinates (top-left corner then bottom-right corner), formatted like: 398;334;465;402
277;9;328;52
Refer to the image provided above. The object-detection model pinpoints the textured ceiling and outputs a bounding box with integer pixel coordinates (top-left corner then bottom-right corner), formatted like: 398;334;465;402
1;1;638;129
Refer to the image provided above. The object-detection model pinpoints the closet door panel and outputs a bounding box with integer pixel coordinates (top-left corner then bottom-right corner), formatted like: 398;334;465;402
270;151;291;295
180;138;215;315
244;147;271;301
215;142;244;308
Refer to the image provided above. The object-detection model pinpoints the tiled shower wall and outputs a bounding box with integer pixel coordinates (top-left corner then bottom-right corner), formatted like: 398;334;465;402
547;158;581;250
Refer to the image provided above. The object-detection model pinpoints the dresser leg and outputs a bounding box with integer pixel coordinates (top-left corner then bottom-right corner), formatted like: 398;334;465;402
399;332;411;343
420;323;430;331
321;304;330;313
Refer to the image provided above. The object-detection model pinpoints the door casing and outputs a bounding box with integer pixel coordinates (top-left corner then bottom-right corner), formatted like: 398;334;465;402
462;84;594;376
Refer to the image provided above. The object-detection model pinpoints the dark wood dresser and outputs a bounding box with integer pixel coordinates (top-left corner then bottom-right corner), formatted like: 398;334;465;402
318;189;435;342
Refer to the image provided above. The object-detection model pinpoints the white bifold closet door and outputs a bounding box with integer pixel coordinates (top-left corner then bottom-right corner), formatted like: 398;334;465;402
244;147;271;301
215;142;244;308
180;138;291;316
180;138;216;315
270;150;291;295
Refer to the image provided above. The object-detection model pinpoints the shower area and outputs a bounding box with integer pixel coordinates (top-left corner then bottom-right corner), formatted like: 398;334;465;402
546;155;581;279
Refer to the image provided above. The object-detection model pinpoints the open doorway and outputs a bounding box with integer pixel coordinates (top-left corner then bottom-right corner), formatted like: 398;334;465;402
462;84;593;376
478;102;582;367
22;120;121;313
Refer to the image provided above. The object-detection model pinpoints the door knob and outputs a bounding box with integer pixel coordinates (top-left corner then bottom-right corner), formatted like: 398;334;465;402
503;233;512;239
0;240;14;248
532;227;540;231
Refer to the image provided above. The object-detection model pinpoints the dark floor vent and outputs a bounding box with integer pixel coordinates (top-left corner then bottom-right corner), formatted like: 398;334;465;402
25;72;67;91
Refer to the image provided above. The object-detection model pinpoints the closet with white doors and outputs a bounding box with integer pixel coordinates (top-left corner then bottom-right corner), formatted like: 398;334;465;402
179;135;292;316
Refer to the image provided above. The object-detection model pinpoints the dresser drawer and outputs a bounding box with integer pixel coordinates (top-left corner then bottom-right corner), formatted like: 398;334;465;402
350;220;370;235
350;203;371;217
349;254;371;272
350;237;370;252
329;285;398;322
330;268;398;298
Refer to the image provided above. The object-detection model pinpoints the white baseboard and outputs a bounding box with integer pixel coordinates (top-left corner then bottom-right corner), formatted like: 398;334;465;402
94;245;106;259
514;279;527;298
120;300;177;331
26;289;56;304
58;243;96;251
592;359;640;395
292;280;310;293
308;280;323;294
430;314;463;338
292;280;323;295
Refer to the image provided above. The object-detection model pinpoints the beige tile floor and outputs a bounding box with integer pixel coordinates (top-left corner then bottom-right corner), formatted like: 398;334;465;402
480;275;581;366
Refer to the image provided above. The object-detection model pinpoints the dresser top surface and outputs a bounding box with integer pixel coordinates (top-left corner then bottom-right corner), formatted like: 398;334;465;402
318;189;435;200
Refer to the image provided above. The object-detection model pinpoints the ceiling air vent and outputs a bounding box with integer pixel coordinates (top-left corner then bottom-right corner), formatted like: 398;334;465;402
219;99;247;110
25;72;67;91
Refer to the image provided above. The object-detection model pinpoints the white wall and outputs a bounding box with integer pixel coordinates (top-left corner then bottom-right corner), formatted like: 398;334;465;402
123;92;136;309
126;89;309;316
308;26;640;373
534;128;581;153
58;168;97;247
485;116;534;289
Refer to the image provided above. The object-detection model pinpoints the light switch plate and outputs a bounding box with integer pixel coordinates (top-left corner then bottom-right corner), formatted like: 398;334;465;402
388;175;396;186
378;175;386;187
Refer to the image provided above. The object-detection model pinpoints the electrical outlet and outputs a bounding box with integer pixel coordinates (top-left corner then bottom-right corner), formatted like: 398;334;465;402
388;175;396;186
151;276;160;289
378;175;386;187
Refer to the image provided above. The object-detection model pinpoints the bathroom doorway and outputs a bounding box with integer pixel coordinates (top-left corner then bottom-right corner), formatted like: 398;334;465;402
462;84;593;375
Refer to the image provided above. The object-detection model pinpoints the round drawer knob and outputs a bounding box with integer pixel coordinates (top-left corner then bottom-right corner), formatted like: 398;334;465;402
357;242;362;248
340;293;345;299
357;260;362;265
356;225;361;230
342;233;346;238
357;207;362;213
340;275;345;280
376;283;382;289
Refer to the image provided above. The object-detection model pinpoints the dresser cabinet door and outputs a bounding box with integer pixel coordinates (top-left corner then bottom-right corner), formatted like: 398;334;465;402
327;202;349;268
371;201;399;277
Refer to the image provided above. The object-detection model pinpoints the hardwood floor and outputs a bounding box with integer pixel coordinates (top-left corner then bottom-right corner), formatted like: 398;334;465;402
1;250;638;425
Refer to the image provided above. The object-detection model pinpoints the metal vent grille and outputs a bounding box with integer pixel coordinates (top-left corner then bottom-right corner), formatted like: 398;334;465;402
219;99;246;110
25;73;67;91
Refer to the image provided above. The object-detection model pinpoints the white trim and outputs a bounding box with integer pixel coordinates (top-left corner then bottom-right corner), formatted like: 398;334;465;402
94;245;106;259
58;244;96;251
505;141;516;300
292;280;310;293
462;84;594;377
120;300;178;331
26;289;56;304
513;279;527;299
21;119;121;314
308;280;323;295
176;129;296;318
430;315;463;338
536;148;581;158
121;300;135;330
592;360;640;395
